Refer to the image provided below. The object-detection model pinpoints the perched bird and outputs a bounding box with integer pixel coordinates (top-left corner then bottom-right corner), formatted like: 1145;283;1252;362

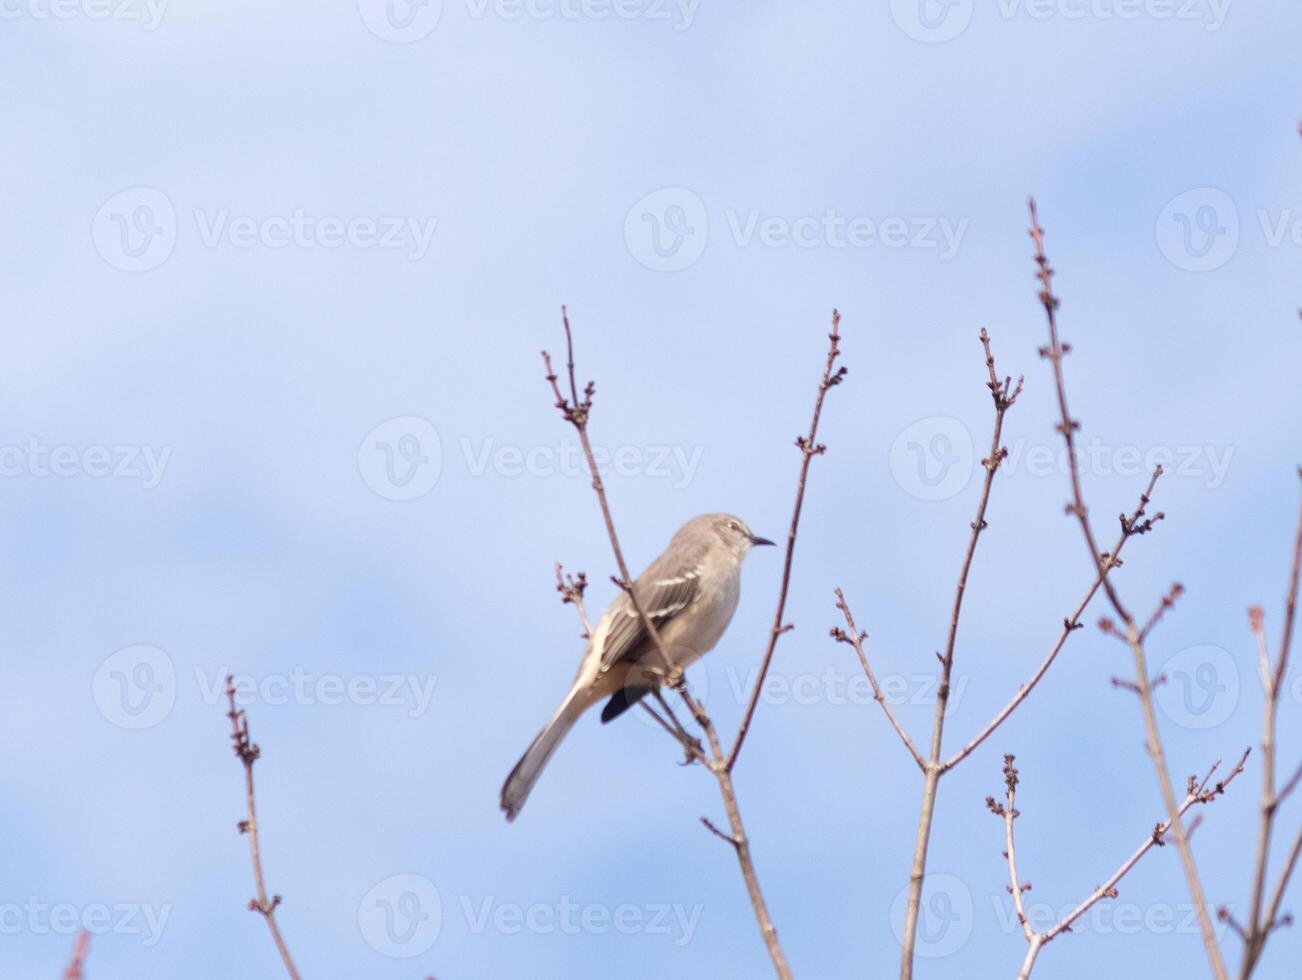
501;513;774;821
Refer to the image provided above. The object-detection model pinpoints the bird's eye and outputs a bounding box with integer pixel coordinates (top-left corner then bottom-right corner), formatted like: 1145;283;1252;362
727;521;738;531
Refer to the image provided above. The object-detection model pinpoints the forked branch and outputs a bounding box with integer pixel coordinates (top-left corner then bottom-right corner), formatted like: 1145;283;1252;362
1028;198;1227;980
894;328;1021;980
944;468;1164;772
1233;470;1302;978
541;308;843;980
992;752;1248;980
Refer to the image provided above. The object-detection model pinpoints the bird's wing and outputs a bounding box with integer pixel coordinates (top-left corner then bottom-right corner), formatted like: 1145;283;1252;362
596;540;709;674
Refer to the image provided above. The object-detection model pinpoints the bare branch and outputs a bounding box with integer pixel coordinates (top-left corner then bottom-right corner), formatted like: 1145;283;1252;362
1262;824;1301;945
226;677;301;980
62;930;89;980
1237;470;1302;978
945;468;1163;771
1277;760;1302;811
1028;198;1228;980
727;309;846;772
541;308;793;979
1139;582;1186;642
553;563;592;638
1002;752;1247;979
831;590;925;771
997;756;1035;942
701;815;741;847
898;328;1019;980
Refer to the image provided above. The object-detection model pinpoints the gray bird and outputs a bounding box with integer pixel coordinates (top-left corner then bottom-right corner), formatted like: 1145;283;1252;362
501;513;774;821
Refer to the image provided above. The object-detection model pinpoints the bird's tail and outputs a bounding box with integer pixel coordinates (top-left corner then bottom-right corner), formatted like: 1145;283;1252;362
501;687;589;821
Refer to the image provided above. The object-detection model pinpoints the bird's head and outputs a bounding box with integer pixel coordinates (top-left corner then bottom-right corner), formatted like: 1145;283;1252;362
702;513;775;557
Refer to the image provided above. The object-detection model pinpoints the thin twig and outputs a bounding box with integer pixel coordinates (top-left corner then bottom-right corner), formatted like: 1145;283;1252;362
997;752;1247;979
727;309;845;772
554;563;592;638
542;309;794;979
1139;582;1186;642
1261;825;1301;945
898;328;1021;980
1028;198;1227;980
993;756;1034;940
944;469;1163;771
1277;760;1302;811
831;590;925;771
226;677;301;980
62;930;89;980
1236;470;1302;978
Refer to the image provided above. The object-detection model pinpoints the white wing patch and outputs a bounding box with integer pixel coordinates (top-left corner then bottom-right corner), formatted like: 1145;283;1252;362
653;565;704;588
598;563;704;672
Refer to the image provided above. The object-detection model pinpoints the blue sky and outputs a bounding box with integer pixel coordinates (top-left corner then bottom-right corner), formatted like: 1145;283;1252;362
2;2;1300;977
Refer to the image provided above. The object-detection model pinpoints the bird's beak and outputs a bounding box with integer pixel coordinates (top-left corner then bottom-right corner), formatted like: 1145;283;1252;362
750;533;776;547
